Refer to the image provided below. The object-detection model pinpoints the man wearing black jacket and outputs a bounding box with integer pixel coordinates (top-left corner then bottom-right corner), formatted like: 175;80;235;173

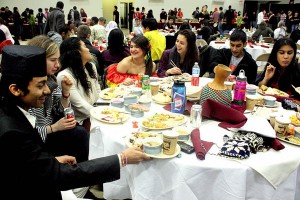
0;45;149;200
206;29;258;84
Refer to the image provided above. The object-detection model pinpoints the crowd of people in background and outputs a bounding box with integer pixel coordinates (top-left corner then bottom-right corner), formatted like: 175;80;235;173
0;1;300;199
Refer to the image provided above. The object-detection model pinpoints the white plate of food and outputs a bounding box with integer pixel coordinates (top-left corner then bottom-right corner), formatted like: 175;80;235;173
99;86;130;100
257;85;289;97
141;113;187;130
277;135;300;146
152;92;172;105
90;106;130;124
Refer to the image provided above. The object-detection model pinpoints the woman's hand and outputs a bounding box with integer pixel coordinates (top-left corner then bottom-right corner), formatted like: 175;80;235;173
52;117;77;132
123;78;135;86
264;64;276;81
55;155;77;165
61;76;73;96
166;67;182;76
122;146;151;164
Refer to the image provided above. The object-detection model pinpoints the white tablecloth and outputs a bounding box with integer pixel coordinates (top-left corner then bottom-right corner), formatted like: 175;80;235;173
210;40;272;60
89;78;300;200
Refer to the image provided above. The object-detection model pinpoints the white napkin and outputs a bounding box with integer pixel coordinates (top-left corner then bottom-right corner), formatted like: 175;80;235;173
238;143;300;188
228;115;276;138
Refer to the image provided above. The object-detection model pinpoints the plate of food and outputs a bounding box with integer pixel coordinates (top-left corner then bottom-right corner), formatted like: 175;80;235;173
277;135;300;146
141;113;186;130
125;131;159;148
172;73;192;82
290;114;300;127
152;92;172;105
90;106;130;124
99;86;129;100
257;85;289;97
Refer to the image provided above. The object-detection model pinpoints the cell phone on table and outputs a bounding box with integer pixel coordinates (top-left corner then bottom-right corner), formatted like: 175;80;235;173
178;141;195;154
93;102;110;107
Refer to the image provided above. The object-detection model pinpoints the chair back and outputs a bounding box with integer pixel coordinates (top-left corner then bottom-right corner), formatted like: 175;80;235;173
296;43;300;51
256;53;270;75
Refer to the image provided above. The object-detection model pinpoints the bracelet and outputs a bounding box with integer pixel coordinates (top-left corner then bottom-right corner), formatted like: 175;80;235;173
50;125;53;133
62;93;70;99
120;152;128;167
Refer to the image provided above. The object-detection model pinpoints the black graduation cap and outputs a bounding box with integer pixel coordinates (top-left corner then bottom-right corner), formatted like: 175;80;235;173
1;45;47;78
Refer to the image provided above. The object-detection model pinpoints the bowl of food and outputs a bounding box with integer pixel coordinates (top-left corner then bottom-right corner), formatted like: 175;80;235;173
173;126;191;141
124;95;138;105
138;95;152;108
142;137;163;155
130;87;142;96
110;98;124;108
263;96;276;107
246;84;258;95
130;108;144;118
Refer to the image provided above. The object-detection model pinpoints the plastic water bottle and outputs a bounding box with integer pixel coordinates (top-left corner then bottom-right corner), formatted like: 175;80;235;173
231;70;247;112
191;62;200;86
259;35;263;42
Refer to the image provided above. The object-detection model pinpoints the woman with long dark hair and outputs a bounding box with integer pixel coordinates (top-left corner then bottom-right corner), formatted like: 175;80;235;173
106;35;156;87
158;29;199;77
57;37;100;126
100;28;130;69
257;38;300;96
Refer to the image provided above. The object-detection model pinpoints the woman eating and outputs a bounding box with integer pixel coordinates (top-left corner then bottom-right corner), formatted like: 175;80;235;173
257;38;300;96
157;29;199;77
57;37;101;130
106;35;156;87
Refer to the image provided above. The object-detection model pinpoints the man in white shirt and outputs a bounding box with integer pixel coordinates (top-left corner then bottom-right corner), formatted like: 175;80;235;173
257;8;266;26
90;16;106;43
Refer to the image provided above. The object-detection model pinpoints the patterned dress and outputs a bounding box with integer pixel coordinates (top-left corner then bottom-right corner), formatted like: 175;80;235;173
199;84;232;107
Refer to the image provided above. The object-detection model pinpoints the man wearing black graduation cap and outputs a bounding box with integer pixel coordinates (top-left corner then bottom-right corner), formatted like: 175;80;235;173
0;45;150;200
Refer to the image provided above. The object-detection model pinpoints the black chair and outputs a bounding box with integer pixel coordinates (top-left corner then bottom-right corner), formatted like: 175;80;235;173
165;35;176;49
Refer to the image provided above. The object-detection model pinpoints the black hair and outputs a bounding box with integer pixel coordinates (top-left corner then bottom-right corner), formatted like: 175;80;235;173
114;6;118;10
200;20;209;26
56;1;64;9
141;18;158;31
0;75;31;106
73;6;77;10
179;22;190;31
266;38;297;91
58;25;70;35
91;16;98;24
38;8;42;12
177;29;198;73
230;29;247;43
131;35;153;76
13;7;18;13
59;37;97;96
108;29;127;55
219;7;223;11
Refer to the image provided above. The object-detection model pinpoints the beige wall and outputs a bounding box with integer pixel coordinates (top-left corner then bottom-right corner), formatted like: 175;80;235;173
102;0;118;22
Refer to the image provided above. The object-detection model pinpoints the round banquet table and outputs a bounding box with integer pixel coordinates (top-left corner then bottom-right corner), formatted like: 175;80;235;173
209;39;272;60
89;77;300;200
